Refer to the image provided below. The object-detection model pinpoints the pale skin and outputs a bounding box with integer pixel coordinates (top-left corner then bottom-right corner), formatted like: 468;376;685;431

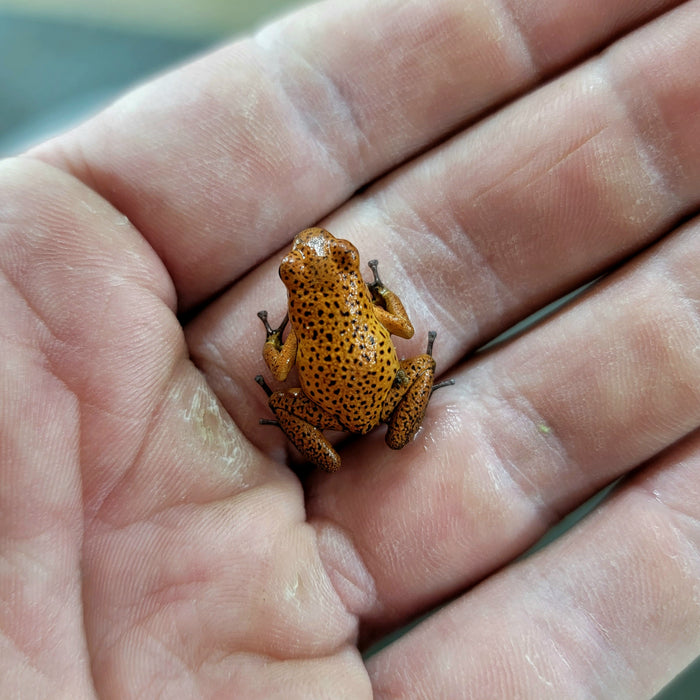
2;0;700;697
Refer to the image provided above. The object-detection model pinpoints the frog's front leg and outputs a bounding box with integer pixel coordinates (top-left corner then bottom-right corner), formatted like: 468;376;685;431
381;331;453;450
257;310;297;381
257;384;345;472
366;259;414;339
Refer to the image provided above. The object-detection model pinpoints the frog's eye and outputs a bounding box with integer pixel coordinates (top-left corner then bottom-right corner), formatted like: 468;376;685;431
279;251;302;285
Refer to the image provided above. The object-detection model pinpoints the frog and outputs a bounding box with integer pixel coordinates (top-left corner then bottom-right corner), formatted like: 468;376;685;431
255;227;452;471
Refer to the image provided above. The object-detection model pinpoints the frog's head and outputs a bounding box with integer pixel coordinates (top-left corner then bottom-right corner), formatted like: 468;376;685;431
279;227;359;291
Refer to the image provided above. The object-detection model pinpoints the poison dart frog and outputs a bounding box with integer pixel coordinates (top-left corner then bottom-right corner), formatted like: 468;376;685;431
255;227;453;471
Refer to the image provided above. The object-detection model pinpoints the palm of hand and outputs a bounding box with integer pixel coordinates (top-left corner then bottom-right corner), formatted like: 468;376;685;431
3;1;700;698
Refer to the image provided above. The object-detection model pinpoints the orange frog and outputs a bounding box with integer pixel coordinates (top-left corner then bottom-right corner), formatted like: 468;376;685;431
255;227;452;471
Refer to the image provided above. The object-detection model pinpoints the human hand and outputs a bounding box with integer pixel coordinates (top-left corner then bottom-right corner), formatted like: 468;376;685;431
3;0;700;697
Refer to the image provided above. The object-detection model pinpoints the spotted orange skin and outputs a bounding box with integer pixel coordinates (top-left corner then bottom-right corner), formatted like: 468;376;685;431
258;227;439;471
282;229;400;432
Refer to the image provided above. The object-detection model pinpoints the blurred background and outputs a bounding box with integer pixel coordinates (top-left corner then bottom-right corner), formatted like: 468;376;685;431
0;0;305;154
0;1;698;697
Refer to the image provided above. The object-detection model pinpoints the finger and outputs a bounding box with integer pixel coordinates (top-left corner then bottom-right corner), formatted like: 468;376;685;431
29;0;681;307
0;167;94;694
326;0;700;352
367;430;700;699
189;1;700;455
309;209;700;645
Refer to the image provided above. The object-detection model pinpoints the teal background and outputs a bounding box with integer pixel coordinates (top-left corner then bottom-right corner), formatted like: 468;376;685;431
1;2;697;697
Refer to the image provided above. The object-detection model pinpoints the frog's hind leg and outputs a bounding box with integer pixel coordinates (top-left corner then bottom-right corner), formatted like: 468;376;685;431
425;331;455;395
257;381;345;472
273;410;342;472
384;356;435;450
383;330;452;450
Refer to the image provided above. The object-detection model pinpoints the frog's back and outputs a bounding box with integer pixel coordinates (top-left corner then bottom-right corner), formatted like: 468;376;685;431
291;287;399;433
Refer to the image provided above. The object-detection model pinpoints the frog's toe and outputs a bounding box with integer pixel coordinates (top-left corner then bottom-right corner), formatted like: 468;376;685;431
431;378;455;395
367;259;382;286
426;330;437;356
255;374;273;396
257;309;272;332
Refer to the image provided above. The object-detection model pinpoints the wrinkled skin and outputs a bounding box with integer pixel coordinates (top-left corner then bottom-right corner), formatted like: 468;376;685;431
3;1;700;698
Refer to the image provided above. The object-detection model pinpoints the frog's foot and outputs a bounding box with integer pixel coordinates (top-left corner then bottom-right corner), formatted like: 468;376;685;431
426;329;437;356
257;310;288;342
431;378;456;395
256;376;280;425
265;388;345;472
367;259;383;288
366;259;387;308
255;374;273;396
425;330;455;395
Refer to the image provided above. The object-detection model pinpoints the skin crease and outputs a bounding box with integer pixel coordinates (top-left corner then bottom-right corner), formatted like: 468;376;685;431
1;0;700;698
